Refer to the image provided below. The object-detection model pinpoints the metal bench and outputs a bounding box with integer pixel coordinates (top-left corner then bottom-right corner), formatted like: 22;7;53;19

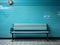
10;24;49;40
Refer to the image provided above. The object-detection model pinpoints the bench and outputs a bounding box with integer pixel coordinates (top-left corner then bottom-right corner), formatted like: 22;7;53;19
10;24;49;40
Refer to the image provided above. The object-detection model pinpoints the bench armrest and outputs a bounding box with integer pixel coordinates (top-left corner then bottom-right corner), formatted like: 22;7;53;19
10;27;13;33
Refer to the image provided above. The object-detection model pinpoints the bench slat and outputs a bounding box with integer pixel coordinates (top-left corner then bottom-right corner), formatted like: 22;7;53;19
13;24;47;30
11;31;49;33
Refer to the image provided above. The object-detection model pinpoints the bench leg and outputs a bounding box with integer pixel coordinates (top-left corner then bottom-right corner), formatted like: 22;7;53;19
12;33;13;41
47;33;48;41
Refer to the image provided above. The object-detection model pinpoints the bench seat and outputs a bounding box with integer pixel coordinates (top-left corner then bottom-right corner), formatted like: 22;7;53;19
11;31;49;34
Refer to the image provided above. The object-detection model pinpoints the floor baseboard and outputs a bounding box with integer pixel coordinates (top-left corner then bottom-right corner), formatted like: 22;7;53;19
0;37;60;39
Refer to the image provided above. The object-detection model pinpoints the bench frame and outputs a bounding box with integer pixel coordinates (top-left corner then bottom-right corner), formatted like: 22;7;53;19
10;24;49;40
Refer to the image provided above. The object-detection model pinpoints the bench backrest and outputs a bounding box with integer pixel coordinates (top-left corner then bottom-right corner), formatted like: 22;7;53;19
13;24;47;30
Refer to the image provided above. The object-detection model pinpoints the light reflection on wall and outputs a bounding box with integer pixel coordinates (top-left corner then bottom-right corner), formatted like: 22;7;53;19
0;5;10;10
43;11;60;19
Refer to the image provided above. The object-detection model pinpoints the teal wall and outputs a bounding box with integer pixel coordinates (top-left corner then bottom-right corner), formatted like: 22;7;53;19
0;0;60;38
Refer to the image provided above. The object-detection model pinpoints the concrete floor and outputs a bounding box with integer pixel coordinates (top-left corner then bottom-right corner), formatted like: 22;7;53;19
0;39;60;45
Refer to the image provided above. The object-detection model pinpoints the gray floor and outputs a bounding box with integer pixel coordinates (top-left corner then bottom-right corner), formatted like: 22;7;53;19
0;39;60;45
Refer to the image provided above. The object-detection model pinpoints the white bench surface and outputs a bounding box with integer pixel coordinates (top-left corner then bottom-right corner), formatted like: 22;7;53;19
11;31;48;33
13;24;47;30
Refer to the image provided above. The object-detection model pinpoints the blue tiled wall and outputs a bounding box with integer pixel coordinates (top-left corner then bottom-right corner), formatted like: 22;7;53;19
0;0;60;37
